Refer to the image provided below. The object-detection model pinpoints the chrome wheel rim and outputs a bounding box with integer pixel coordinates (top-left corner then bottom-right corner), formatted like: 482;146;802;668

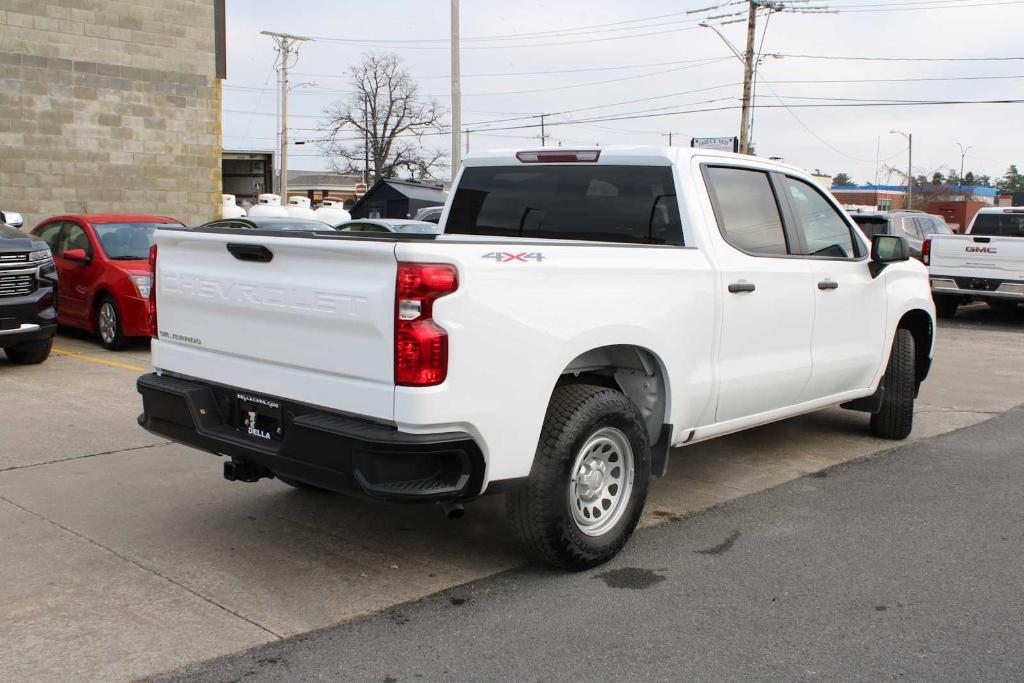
569;427;634;537
98;302;117;344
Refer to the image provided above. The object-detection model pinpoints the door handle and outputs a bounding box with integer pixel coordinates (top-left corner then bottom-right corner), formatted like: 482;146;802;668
817;280;839;290
728;282;756;293
226;243;273;263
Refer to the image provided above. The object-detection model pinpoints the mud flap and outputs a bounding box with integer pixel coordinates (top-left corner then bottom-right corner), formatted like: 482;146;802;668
650;423;673;477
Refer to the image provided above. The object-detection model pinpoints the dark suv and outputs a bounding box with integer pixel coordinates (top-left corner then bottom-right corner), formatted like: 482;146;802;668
849;210;952;261
0;222;57;364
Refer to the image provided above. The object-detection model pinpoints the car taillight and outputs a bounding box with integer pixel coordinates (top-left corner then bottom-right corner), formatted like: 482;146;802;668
395;262;458;387
922;238;931;266
148;244;158;339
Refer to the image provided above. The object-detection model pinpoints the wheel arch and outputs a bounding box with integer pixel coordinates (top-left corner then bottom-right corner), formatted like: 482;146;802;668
897;308;933;393
556;344;672;475
89;288;116;330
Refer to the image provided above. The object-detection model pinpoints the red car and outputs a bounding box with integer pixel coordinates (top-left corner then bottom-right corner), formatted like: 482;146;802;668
31;214;182;349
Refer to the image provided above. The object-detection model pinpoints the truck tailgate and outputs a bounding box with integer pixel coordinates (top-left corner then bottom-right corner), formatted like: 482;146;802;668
930;234;1024;279
151;229;397;421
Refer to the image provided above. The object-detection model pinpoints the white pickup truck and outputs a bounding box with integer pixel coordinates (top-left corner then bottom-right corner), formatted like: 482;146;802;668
927;206;1024;318
137;147;935;569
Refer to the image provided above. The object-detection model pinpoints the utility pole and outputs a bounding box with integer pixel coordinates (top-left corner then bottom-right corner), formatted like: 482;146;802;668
891;129;913;209
662;132;678;146
363;94;370;185
450;0;462;179
465;129;470;155
540;114;547;146
738;0;758;155
261;31;311;201
957;142;971;189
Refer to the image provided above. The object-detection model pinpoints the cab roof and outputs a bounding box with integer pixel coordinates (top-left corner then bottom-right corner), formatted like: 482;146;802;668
462;145;807;177
40;214;181;225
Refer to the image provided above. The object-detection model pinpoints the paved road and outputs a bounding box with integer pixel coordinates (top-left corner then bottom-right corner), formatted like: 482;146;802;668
164;407;1024;682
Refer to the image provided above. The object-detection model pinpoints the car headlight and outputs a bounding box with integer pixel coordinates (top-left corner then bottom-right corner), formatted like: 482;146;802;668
29;248;52;262
130;274;152;298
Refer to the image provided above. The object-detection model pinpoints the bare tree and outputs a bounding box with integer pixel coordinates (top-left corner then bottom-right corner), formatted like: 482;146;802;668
320;52;446;182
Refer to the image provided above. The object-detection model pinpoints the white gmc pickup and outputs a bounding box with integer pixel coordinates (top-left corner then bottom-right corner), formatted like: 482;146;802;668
927;206;1024;318
137;147;935;569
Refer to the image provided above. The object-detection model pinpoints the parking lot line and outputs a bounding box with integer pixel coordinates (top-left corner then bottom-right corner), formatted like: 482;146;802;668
52;347;147;373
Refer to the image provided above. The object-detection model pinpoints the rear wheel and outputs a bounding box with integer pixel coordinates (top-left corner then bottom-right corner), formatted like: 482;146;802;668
96;296;128;350
508;384;650;570
870;328;915;440
934;296;959;319
986;299;1019;312
4;338;53;365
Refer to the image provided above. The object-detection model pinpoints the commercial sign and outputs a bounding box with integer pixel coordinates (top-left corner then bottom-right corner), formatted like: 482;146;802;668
690;137;739;153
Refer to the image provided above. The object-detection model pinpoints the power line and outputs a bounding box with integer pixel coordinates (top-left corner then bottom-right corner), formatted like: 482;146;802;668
315;98;1024;144
303;24;706;51
832;0;1024;12
292;55;740;80
772;52;1024;61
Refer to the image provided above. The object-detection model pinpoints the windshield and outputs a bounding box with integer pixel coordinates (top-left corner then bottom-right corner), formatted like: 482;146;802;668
971;213;1024;237
446;165;684;245
851;216;889;238
94;222;176;259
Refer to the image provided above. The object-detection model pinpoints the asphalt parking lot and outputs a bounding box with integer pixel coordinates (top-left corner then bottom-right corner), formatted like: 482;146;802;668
2;304;1023;682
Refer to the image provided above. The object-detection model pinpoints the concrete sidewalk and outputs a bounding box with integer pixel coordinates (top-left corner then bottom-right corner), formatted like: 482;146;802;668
2;305;1022;681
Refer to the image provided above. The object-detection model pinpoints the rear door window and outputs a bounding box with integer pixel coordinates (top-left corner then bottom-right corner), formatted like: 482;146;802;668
971;213;1024;237
703;166;788;255
902;217;923;239
922;217;952;235
446;165;683;245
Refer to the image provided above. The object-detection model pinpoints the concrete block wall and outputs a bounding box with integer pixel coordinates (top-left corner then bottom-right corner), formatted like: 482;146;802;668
0;0;221;227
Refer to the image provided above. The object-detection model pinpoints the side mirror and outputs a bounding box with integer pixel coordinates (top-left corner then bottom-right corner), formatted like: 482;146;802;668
63;248;90;263
869;234;910;278
2;211;23;229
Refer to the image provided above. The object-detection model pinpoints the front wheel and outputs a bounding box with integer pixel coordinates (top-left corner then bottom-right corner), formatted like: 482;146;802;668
507;384;650;571
870;328;915;440
96;296;128;350
4;338;53;364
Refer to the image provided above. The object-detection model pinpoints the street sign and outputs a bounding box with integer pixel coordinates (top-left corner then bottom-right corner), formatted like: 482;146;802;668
691;137;739;153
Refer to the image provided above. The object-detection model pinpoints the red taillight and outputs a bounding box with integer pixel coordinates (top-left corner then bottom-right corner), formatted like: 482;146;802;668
148;244;158;339
516;150;601;163
395;263;458;386
922;238;931;266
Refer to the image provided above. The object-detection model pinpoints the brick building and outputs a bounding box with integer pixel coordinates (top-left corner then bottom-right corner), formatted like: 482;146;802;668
0;0;225;227
830;185;909;211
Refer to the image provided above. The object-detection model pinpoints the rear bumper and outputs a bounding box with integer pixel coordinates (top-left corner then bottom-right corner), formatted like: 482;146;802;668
930;276;1024;300
136;372;485;502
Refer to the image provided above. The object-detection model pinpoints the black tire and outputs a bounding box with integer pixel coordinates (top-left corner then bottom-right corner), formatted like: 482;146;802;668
4;337;53;365
96;295;128;350
934;296;959;319
986;299;1018;312
508;384;651;571
870;328;915;440
277;475;329;493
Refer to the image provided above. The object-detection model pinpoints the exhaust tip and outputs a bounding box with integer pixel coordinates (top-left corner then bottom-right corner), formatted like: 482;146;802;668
441;502;465;520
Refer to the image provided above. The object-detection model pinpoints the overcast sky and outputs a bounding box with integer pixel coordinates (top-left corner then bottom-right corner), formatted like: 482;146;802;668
221;0;1024;184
